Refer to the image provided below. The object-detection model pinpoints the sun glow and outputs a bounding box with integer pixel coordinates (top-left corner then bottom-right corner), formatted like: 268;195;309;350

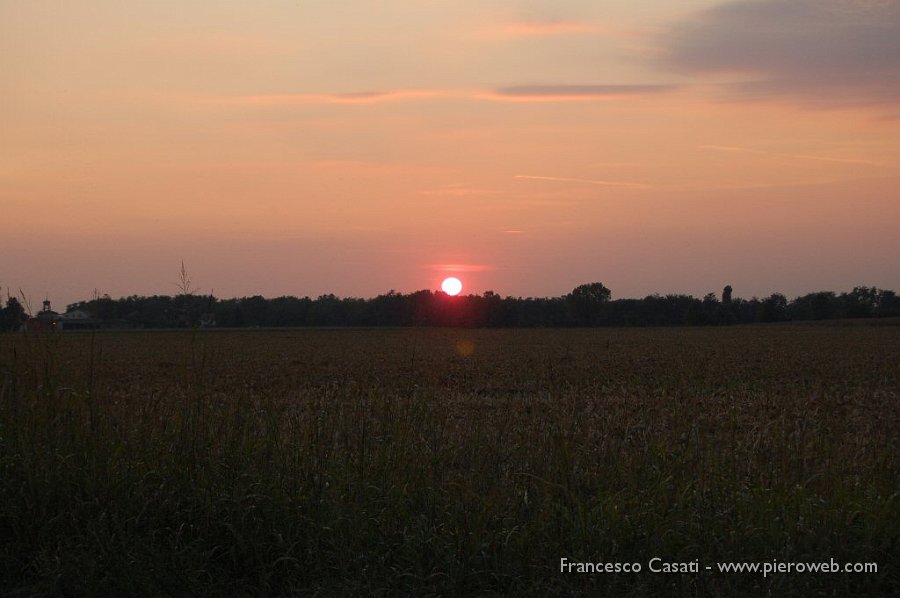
441;277;462;296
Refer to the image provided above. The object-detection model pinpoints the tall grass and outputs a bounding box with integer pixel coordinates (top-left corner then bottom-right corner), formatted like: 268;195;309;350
1;326;897;596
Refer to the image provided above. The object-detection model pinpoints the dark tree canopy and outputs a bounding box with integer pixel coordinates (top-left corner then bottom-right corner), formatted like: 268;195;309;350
1;296;27;331
568;282;612;304
566;282;612;325
3;284;898;331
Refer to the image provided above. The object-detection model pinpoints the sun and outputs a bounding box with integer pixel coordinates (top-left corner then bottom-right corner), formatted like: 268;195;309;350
441;277;463;296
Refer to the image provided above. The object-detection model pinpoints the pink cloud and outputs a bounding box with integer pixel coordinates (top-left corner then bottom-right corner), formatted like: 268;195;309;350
515;175;651;189
226;85;676;107
484;84;676;102
483;21;599;38
235;89;442;106
427;263;494;273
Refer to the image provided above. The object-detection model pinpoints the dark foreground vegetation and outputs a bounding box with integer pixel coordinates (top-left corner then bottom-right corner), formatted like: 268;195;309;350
1;325;898;596
4;283;900;330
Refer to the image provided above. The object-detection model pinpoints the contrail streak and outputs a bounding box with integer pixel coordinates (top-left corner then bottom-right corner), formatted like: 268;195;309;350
515;175;650;188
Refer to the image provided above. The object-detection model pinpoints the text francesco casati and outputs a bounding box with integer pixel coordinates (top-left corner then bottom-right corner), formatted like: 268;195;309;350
559;558;878;577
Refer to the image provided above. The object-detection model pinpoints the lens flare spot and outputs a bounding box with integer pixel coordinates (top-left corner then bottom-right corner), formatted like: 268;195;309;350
455;339;475;357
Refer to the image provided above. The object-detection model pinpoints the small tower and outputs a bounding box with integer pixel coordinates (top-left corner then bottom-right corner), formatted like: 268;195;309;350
33;297;60;331
722;285;733;305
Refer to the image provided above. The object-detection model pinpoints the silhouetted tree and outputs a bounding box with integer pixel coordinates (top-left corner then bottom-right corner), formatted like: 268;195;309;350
757;293;788;322
722;285;733;305
479;291;504;327
686;298;706;325
876;289;900;317
842;286;879;318
788;292;836;321
810;292;837;320
31;283;900;330
236;295;268;326
566;282;612;325
370;291;407;326
700;292;722;325
1;296;27;331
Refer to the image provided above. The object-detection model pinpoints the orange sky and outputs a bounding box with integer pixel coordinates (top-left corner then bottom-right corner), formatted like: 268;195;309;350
2;1;899;309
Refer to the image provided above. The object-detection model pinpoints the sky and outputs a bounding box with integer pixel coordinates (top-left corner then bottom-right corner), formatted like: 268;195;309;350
3;0;899;309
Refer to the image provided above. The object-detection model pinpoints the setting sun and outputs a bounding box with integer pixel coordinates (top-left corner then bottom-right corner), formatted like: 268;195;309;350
441;277;463;296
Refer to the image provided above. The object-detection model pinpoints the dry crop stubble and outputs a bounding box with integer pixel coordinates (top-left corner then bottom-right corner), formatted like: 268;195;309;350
0;325;897;595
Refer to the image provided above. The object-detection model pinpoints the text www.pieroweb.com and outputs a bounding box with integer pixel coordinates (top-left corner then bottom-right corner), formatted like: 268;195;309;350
559;558;878;578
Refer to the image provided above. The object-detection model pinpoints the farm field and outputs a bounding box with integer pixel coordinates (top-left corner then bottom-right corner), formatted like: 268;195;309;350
1;325;898;596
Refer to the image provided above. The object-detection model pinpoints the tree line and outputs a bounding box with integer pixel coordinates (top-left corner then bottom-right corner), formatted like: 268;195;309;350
2;283;898;331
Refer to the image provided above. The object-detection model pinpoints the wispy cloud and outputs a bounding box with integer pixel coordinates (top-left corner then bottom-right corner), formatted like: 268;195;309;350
235;89;442;106
427;263;494;273
699;144;884;166
515;174;650;189
419;184;501;198
230;85;675;107
659;0;900;107
489;84;676;102
482;20;599;38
